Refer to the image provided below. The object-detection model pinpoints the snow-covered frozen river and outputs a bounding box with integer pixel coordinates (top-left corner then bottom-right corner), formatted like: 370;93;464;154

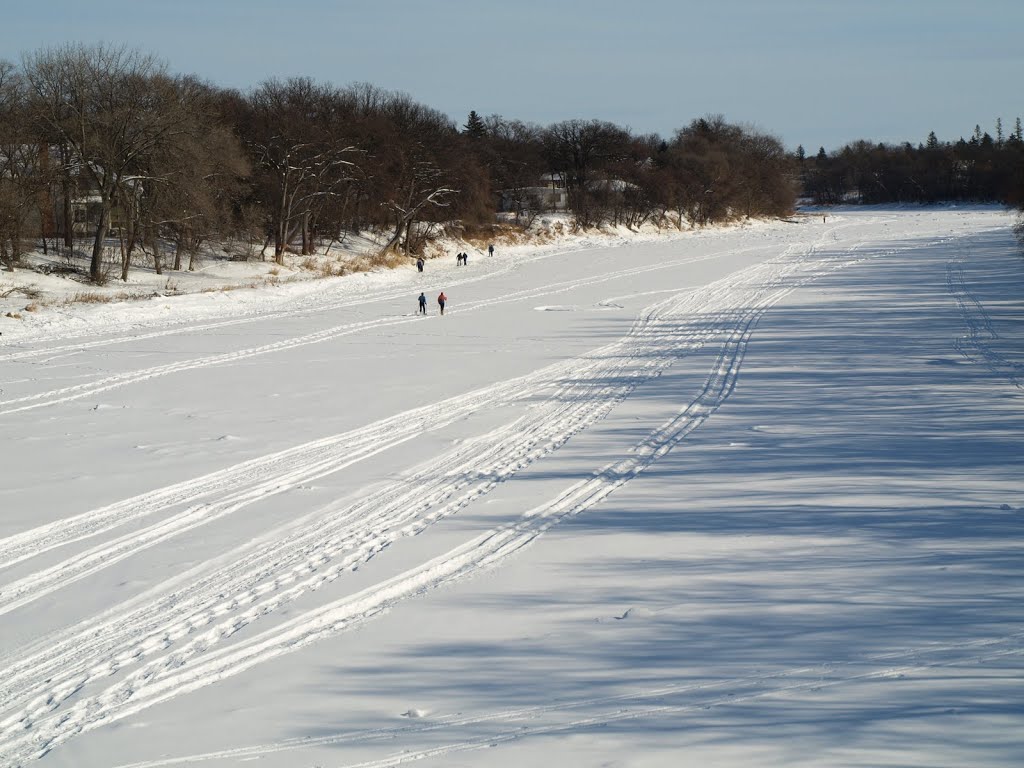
1;208;1022;767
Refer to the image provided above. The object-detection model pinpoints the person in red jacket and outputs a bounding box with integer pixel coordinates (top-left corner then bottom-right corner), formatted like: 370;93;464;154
437;291;447;315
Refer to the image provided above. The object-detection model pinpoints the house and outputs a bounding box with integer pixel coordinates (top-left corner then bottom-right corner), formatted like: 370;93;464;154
64;192;127;238
498;173;568;213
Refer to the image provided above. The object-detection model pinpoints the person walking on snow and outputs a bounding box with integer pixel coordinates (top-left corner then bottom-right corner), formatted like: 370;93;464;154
418;292;427;315
437;291;447;315
416;257;424;272
488;243;494;257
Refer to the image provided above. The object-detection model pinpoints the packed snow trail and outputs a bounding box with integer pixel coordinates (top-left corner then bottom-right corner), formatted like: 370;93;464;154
0;229;885;764
2;210;1019;767
0;243;765;590
0;242;768;416
947;238;1024;390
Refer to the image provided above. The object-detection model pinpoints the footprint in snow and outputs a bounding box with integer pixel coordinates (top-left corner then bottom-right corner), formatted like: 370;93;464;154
401;708;429;719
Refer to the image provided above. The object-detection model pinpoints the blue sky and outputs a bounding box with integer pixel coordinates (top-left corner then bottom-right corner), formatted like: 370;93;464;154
4;0;1021;151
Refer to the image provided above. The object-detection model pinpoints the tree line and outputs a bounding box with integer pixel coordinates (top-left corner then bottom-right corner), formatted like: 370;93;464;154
0;43;796;281
799;122;1024;208
9;45;1017;284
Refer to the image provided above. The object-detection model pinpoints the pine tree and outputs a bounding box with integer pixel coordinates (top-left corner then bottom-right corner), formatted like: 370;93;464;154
1015;117;1023;142
926;131;939;149
996;117;1003;145
463;110;486;139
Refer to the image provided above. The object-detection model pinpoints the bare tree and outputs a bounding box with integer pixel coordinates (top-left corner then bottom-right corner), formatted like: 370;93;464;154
243;78;360;264
543;119;631;227
133;78;248;277
0;61;45;271
371;93;460;255
22;44;203;281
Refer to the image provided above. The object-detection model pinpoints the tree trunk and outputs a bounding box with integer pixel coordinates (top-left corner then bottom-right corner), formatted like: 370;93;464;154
301;211;311;256
275;183;289;265
274;221;285;265
90;201;110;282
150;224;163;275
379;216;406;256
120;229;130;282
61;145;74;248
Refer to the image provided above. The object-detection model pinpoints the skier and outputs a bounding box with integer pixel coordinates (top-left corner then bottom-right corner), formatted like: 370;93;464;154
416;257;424;273
418;292;427;315
437;291;447;315
488;243;494;257
462;251;469;265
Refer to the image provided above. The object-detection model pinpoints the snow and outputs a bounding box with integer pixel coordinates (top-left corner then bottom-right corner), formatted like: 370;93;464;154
1;207;1022;767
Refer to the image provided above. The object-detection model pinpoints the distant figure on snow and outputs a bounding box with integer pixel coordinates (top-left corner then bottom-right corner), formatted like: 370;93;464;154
488;243;494;257
437;291;447;315
418;292;427;315
416;257;424;272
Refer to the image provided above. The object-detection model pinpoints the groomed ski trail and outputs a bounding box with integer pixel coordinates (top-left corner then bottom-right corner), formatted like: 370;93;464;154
0;229;886;765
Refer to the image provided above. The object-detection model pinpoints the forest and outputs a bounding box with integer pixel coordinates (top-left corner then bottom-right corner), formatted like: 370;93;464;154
0;43;1021;282
800;123;1024;208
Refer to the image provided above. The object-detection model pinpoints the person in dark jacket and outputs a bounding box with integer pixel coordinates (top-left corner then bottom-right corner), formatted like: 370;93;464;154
418;292;427;314
416;257;424;272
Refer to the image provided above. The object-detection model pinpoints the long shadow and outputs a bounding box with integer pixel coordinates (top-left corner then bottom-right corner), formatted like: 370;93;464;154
281;223;1024;764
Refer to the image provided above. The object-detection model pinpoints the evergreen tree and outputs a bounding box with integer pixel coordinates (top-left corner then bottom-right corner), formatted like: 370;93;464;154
1015;117;1023;142
463;110;486;139
926;131;939;150
996;117;1003;145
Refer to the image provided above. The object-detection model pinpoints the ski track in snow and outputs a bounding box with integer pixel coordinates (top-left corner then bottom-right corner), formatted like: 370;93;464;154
0;241;763;415
947;236;1024;390
0;240;776;578
1;215;1005;766
0;225;902;765
0;236;558;361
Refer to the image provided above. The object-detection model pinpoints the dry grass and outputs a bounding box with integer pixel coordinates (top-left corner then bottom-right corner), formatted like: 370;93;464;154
318;261;348;278
66;292;114;304
24;302;39;312
5;311;23;320
367;248;409;270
